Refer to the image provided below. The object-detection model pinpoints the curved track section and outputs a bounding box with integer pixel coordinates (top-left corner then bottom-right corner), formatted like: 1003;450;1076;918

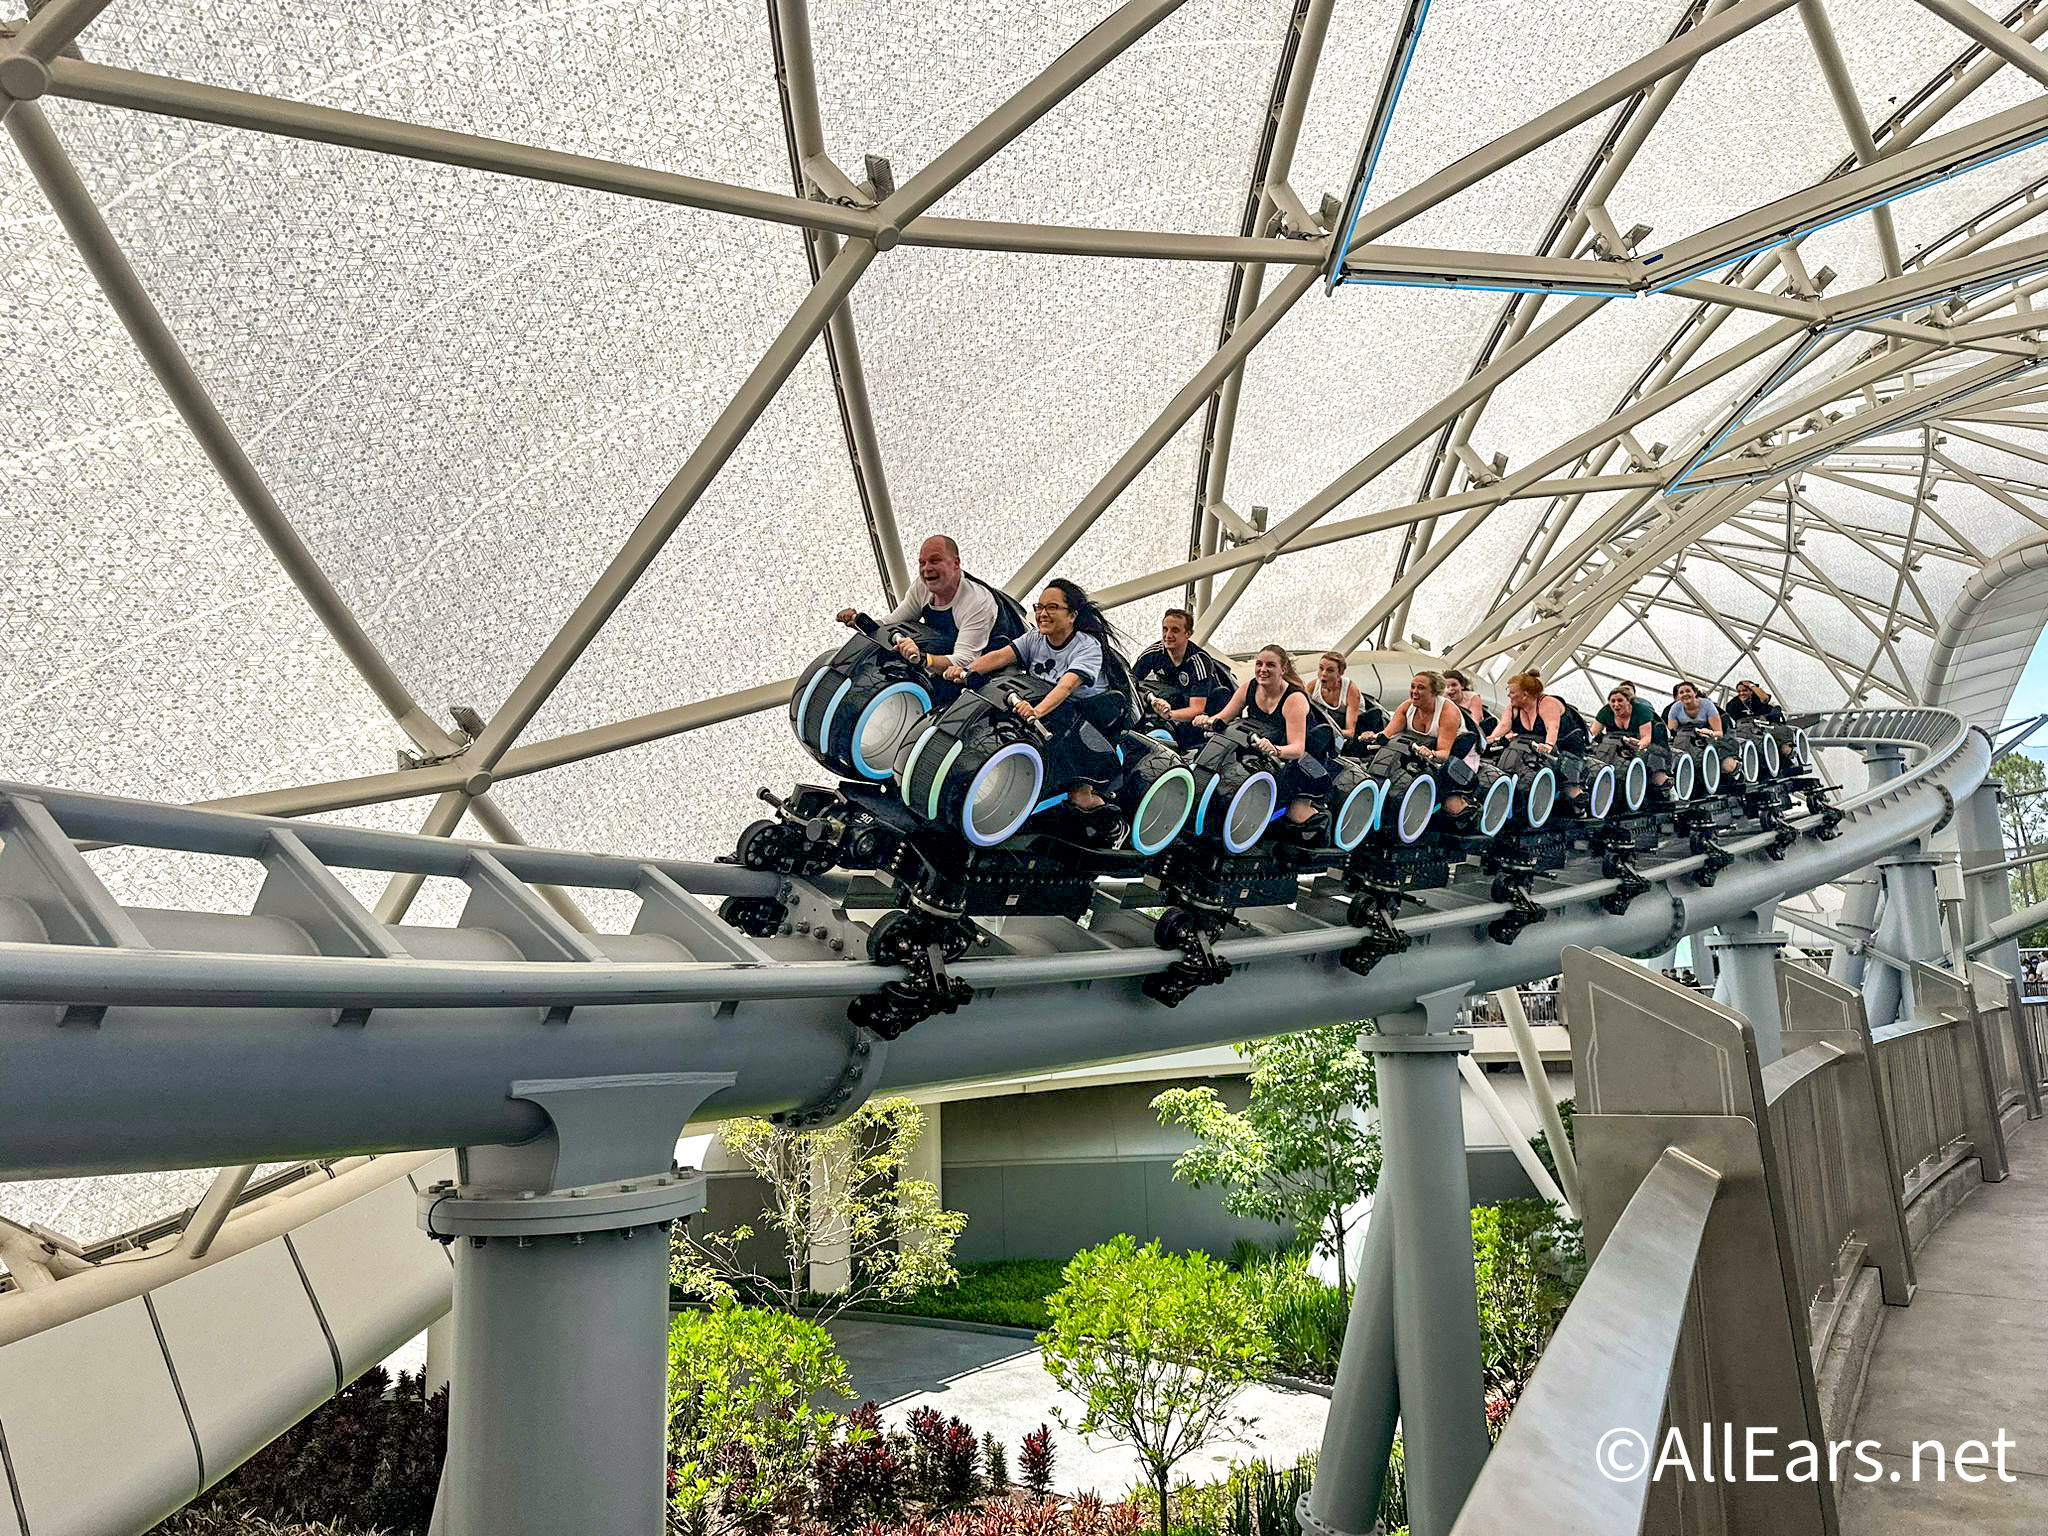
0;708;1989;1535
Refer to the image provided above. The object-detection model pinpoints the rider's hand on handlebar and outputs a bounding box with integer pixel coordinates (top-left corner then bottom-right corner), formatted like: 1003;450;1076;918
1192;713;1213;729
943;664;968;682
1011;698;1039;722
1150;696;1172;717
836;608;858;627
894;636;922;663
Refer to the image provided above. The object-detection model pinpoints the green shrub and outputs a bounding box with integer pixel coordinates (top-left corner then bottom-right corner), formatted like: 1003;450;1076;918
1471;1199;1585;1410
668;1298;855;1534
1230;1249;1348;1382
1528;1098;1576;1188
856;1258;1067;1329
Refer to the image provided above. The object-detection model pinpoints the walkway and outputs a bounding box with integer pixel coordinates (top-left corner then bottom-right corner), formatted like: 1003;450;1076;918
1843;1117;2048;1532
829;1317;1331;1499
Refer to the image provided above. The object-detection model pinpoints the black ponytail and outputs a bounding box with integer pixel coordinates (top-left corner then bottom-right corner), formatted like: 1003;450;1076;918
1045;577;1127;653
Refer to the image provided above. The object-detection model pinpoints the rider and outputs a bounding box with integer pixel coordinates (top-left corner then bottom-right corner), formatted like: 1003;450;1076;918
947;578;1129;815
1594;684;1667;794
1724;678;1784;724
1311;651;1367;752
836;534;1024;676
1489;670;1592;809
1195;645;1331;826
1666;680;1737;780
1131;607;1235;749
1383;670;1476;820
1442;668;1494;738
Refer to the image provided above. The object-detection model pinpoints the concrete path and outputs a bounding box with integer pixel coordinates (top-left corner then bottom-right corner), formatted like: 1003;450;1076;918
829;1318;1331;1499
1843;1116;2048;1533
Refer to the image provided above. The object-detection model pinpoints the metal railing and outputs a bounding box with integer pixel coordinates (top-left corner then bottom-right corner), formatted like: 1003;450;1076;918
1454;946;1980;1536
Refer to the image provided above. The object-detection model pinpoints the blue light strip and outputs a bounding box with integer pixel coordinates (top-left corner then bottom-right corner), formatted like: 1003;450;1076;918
1331;115;2048;303
1640;125;2048;297
1325;0;1431;295
1673;353;2048;495
1663;258;2048;498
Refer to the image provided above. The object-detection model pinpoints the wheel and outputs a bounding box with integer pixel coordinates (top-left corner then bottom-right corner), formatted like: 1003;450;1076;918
735;819;784;872
1153;907;1193;951
718;896;785;938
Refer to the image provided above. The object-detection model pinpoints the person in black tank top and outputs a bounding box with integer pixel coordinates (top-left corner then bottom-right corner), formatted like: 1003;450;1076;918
1195;645;1330;824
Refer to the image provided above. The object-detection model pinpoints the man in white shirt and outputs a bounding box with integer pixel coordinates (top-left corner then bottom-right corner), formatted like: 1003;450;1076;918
835;535;1012;674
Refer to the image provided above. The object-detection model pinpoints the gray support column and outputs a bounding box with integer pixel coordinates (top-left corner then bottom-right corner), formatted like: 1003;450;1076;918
1831;744;1905;989
424;1072;733;1536
1709;909;1789;1062
1867;849;1947;1029
1374;984;1491;1536
1956;776;2023;978
1298;1201;1398;1536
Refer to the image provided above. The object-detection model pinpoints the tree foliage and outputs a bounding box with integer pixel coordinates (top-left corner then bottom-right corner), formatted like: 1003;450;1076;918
1471;1199;1586;1410
676;1097;966;1321
1994;752;2048;943
1151;1027;1381;1294
667;1299;856;1535
1038;1237;1272;1536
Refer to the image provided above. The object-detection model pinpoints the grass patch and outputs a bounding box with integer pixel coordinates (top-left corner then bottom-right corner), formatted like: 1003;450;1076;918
855;1259;1068;1329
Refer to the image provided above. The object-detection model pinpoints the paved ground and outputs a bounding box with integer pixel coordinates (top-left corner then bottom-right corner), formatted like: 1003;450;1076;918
1843;1116;2048;1534
829;1318;1331;1499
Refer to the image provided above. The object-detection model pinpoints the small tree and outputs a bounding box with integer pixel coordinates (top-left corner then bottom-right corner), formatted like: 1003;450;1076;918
676;1096;966;1321
668;1298;855;1535
1471;1199;1586;1411
1152;1027;1381;1293
1039;1237;1272;1536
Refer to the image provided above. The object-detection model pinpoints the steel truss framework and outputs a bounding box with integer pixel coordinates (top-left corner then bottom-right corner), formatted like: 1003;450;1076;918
8;0;2048;878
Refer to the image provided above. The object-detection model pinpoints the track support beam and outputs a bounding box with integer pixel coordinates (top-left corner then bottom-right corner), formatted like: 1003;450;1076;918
422;1072;734;1536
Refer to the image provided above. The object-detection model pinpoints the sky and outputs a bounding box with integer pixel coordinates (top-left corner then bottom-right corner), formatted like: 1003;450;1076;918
2007;643;2048;763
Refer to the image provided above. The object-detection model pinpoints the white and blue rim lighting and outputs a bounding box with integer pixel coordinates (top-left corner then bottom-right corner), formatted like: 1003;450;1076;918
850;680;932;779
1479;773;1515;838
1130;765;1199;856
1395;771;1437;844
1588;762;1616;820
1333;775;1384;851
960;742;1043;848
1623;755;1649;811
1674;750;1697;801
1524;766;1557;828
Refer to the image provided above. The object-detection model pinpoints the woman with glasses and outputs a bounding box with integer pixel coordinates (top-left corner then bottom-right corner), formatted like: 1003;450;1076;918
947;578;1133;816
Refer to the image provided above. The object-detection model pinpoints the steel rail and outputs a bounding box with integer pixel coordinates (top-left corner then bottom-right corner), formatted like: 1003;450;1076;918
0;710;1985;1177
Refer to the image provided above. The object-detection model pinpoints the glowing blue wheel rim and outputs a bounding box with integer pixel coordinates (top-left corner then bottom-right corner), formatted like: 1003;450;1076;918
1395;773;1436;844
1674;750;1697;801
1525;766;1557;829
959;742;1042;847
1222;772;1279;853
1333;777;1383;851
1478;774;1515;838
850;681;932;779
1588;762;1616;820
1130;766;1198;855
1622;755;1649;811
